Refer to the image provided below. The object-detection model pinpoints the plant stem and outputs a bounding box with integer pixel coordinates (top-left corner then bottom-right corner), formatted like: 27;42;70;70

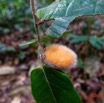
30;0;43;63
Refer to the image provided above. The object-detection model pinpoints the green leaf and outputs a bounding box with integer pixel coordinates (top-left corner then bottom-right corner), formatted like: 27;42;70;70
36;0;55;8
31;65;82;103
99;36;104;42
0;43;7;52
19;39;37;47
48;17;75;38
17;52;25;60
89;36;104;49
78;58;84;68
41;30;71;43
0;43;15;53
41;35;54;42
69;34;88;44
37;0;104;38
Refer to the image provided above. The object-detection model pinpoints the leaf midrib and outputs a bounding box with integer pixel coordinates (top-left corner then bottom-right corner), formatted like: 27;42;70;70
41;68;57;103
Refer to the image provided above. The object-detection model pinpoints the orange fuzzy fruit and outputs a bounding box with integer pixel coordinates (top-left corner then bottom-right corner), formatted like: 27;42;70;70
44;44;77;70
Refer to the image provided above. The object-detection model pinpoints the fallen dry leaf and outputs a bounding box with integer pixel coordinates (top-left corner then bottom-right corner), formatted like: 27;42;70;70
0;66;16;75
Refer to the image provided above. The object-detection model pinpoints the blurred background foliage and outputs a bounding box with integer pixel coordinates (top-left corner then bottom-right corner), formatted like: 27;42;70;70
0;0;54;61
0;0;32;34
0;0;54;33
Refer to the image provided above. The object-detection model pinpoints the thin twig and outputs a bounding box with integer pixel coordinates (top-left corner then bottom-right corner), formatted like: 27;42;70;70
30;0;43;62
30;0;40;43
30;0;39;23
